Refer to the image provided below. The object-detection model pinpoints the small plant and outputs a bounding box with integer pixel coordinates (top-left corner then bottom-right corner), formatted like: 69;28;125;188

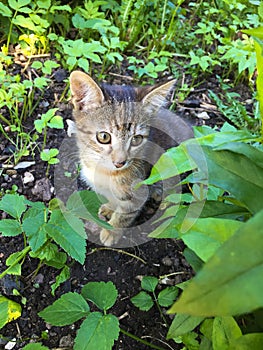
34;108;64;149
131;276;178;315
0;191;110;297
39;281;119;350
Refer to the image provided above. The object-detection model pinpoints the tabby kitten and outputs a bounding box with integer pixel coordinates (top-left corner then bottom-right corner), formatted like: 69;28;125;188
70;71;193;246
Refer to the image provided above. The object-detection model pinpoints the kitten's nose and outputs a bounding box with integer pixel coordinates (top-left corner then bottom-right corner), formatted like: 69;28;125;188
114;160;126;169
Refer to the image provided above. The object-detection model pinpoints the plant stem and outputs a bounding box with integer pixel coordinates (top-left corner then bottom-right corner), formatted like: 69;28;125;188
120;328;167;350
89;247;147;264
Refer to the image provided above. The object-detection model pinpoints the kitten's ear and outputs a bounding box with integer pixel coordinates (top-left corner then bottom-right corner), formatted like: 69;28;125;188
141;80;176;109
70;71;104;110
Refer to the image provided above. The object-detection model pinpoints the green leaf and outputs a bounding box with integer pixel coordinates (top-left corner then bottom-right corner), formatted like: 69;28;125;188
0;219;22;236
167;314;204;338
29;243;66;268
0;3;12;17
45;209;86;264
66;190;111;229
212;316;242;350
180;218;243;262
0;302;9;328
51;266;70;296
23;211;47;252
158;287;179;307
5;251;23;275
0;194;26;219
131;291;153;311
143;141;196;185
141;276;158;293
74;312;119;350
81;282;118;311
39;292;90;326
200;146;263;214
229;333;263;350
169;209;263;316
0;295;21;327
23;343;49;350
48;115;64;129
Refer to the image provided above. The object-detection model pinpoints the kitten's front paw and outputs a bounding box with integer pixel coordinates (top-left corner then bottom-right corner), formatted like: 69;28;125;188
100;229;122;246
99;204;114;221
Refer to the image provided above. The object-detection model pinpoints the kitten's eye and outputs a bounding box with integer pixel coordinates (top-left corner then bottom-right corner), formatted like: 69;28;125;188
96;131;111;144
131;135;143;146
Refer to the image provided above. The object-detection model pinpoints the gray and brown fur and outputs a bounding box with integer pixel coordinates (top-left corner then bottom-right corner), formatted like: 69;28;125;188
70;71;193;246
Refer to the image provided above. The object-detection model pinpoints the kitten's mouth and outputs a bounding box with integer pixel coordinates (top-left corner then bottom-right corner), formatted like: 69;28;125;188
113;160;131;170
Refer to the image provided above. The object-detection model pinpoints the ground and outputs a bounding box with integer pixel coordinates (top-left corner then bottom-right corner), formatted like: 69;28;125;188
0;66;250;349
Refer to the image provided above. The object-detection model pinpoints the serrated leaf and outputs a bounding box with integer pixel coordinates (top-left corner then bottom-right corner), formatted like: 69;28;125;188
0;194;26;219
81;282;117;311
169;209;263;316
0;219;22;236
141;276;158;292
23;211;47;252
51;266;70;296
39;292;90;326
167;313;204;338
131;291;153;311
212;316;242;350
74;312;119;350
45;209;86;264
158;287;179;307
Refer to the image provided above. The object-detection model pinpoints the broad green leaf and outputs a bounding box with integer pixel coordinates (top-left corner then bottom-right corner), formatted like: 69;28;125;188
215;142;263;168
0;296;21;327
0;194;26;219
212;316;242;350
12;16;37;31
66;190;111;229
0;219;22;236
199;146;263;214
167;314;204;338
6;251;22;275
158;287;179;307
23;211;47;252
169;209;263;316
23;343;49;350
141;276;158;293
81;282;117;311
39;292;90;326
183;248;204;273
180;218;243;262
74;312;119;350
45;209;86;264
131;291;153;311
143;141;197;185
229;333;263;350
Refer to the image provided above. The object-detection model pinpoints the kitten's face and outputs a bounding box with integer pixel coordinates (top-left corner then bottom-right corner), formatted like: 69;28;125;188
70;71;175;172
77;103;150;171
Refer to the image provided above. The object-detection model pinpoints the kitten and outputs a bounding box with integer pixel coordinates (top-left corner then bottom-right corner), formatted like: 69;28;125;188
69;71;193;246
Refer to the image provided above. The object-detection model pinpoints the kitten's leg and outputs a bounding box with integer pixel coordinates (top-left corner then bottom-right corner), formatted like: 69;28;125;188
100;207;141;246
99;203;114;221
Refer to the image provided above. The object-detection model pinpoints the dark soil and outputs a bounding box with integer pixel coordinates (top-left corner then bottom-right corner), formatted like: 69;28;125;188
0;65;251;349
